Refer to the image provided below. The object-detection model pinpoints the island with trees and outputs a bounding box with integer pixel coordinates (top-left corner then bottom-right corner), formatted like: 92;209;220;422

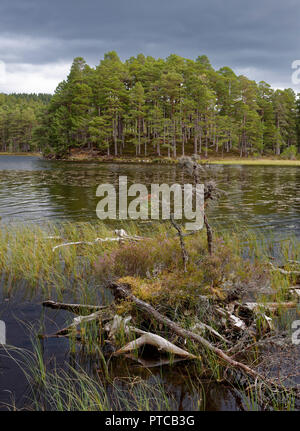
1;52;300;162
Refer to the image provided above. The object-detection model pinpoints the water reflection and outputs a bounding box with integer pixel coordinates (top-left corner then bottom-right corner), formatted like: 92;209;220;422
0;156;299;239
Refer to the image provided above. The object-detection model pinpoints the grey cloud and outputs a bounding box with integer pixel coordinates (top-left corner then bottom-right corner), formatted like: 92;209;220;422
0;0;300;91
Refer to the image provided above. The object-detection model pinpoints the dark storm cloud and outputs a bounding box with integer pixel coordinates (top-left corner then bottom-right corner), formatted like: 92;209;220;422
0;0;300;91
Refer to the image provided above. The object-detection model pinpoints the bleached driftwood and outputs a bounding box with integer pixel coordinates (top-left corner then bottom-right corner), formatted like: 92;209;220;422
106;315;132;339
54;310;112;336
215;306;246;331
289;285;300;290
291;288;300;297
289;285;300;297
44;236;62;240
268;262;300;276
106;315;198;358
52;229;145;252
115;328;197;359
52;241;94;251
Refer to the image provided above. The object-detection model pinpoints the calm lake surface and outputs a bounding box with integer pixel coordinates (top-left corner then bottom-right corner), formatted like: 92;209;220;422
0;155;299;410
0;155;299;239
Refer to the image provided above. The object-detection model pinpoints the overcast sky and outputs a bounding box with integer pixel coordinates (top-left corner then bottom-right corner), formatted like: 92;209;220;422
0;0;300;93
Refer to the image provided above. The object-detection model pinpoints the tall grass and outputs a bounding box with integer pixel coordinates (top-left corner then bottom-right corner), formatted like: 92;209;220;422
1;220;298;310
0;221;151;298
3;338;204;411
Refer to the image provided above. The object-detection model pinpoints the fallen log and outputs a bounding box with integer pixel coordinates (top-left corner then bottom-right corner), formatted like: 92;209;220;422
108;282;264;380
106;314;132;339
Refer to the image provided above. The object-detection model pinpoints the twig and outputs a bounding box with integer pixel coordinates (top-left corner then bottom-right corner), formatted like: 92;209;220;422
52;229;146;252
191;322;232;344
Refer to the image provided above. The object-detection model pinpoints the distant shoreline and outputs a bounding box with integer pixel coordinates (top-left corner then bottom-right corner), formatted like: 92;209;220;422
1;152;299;166
59;154;300;166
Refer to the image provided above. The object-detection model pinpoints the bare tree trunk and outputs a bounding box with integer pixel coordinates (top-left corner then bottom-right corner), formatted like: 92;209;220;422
204;213;213;255
170;215;189;272
113;116;118;156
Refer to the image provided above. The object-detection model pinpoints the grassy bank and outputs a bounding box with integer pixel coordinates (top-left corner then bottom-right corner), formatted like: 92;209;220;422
206;158;300;166
0;152;42;157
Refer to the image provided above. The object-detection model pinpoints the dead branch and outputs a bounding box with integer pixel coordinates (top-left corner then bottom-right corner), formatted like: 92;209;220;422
52;229;146;252
191;322;232;344
42;300;109;314
178;156;219;256
170;214;189;272
51;309;113;336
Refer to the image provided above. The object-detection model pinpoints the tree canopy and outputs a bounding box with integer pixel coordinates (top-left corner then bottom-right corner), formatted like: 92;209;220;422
2;53;300;158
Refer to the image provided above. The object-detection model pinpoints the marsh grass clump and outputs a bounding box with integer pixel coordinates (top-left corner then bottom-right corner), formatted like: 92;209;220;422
0;221;141;297
96;229;266;314
96;234;181;281
10;341;192;411
0;220;297;315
